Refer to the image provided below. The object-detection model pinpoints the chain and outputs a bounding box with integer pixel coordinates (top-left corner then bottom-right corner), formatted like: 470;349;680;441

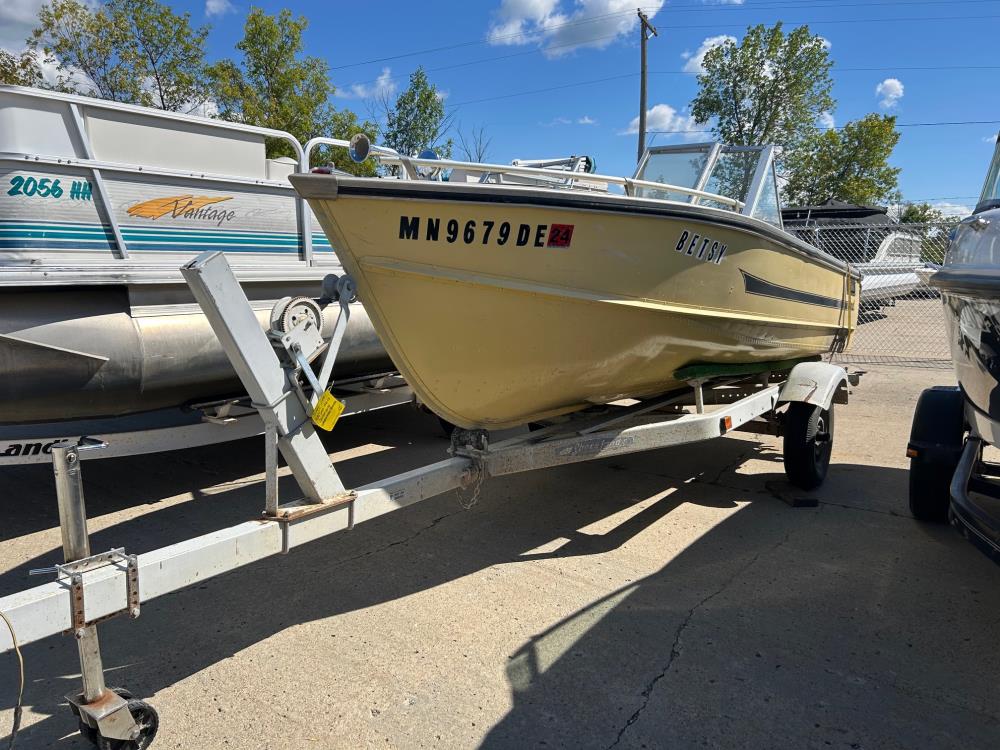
456;459;485;510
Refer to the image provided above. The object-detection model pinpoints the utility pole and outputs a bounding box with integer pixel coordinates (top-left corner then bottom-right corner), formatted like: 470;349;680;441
636;8;658;163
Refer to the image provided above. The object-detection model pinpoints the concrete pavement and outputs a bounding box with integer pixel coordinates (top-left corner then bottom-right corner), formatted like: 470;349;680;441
1;365;998;749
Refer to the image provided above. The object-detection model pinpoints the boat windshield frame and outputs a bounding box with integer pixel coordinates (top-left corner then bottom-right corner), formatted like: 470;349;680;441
633;142;783;228
977;131;1000;214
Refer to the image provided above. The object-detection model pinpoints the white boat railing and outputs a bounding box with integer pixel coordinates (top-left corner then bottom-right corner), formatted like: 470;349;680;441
2;85;745;269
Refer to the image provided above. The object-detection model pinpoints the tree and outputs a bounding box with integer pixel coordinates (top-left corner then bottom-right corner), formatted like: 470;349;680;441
457;123;492;162
114;0;210;111
31;0;136;101
208;7;376;175
0;49;42;87
30;0;211;111
897;202;961;264
380;67;453;159
691;23;834;151
782;114;901;206
899;202;947;224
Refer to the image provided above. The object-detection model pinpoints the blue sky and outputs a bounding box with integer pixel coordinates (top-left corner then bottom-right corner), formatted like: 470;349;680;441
3;0;998;213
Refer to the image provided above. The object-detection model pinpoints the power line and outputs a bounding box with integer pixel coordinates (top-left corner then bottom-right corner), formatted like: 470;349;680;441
446;61;1000;112
329;6;661;70
338;10;1000;89
647;120;1000;135
330;3;999;72
343;60;1000;94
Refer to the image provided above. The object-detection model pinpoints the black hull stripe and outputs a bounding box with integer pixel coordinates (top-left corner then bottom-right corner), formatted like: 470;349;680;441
293;174;857;279
741;270;843;309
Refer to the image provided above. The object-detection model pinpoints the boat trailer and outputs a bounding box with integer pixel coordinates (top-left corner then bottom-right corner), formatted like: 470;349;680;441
0;252;855;748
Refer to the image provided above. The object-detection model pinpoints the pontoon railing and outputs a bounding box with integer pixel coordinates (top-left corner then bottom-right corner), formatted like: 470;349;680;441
2;85;746;269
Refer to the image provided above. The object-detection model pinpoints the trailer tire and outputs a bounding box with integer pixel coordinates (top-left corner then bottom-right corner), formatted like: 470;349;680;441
783;402;834;490
908;386;965;523
97;699;159;750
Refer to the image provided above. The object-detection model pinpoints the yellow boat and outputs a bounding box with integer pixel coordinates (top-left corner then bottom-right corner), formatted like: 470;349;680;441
292;142;859;430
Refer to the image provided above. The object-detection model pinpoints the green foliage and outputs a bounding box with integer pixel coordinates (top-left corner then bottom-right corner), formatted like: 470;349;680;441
782;114;901;206
0;49;42;87
899;202;947;224
691;23;834;150
208;7;376;175
897;202;961;264
31;0;134;100
114;0;210;111
30;0;210;111
381;67;453;159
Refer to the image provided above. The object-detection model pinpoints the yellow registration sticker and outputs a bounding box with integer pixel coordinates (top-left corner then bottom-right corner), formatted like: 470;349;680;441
311;391;346;431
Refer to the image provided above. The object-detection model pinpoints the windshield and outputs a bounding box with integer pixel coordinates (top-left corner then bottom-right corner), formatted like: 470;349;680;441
700;149;759;210
632;143;782;227
633;148;710;202
979;134;1000;212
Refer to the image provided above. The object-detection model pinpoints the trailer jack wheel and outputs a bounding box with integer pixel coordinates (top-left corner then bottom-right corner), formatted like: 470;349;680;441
783;402;834;490
73;688;135;745
91;698;159;750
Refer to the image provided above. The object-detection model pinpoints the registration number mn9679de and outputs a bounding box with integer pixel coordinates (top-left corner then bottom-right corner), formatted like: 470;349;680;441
399;215;574;248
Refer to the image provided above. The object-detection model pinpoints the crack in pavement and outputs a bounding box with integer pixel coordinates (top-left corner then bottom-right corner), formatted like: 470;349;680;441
605;530;793;749
330;511;459;567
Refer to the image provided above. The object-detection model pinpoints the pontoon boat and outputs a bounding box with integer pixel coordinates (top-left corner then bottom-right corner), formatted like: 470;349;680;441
0;86;402;462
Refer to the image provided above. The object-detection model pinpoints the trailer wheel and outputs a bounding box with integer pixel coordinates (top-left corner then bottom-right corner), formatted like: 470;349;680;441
783;402;834;490
908;386;965;523
96;699;159;750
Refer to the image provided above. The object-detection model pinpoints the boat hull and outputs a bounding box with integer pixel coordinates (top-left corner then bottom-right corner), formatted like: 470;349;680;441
294;176;859;429
931;208;1000;425
0;281;393;423
940;291;1000;420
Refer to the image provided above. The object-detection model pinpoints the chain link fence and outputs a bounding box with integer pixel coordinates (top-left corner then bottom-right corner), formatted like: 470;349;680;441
787;221;956;368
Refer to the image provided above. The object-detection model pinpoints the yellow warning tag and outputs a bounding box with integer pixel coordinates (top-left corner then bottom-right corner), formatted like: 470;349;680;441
312;391;345;431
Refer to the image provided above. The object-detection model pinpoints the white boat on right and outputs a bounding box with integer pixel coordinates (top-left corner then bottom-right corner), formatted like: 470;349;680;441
783;200;927;309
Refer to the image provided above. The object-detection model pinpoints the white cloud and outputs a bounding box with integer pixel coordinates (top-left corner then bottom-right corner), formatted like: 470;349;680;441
681;35;736;74
337;67;399;100
932;201;972;218
487;0;666;58
0;0;46;50
983;133;999;143
541;115;598;127
818;36;831;50
205;0;236;17
622;103;701;140
818;111;835;130
876;78;904;109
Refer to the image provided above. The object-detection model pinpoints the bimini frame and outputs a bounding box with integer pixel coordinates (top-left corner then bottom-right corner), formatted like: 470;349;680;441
0;252;853;747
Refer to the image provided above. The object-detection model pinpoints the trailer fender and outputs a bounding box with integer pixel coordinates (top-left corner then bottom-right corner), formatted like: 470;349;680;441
777;362;849;410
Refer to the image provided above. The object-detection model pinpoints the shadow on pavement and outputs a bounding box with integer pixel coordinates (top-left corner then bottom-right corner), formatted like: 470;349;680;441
2;411;997;749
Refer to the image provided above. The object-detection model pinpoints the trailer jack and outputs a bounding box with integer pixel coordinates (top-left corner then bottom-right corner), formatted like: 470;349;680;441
27;439;158;749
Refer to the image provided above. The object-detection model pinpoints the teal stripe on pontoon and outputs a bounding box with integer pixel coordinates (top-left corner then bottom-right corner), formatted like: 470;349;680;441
0;223;334;251
0;229;116;241
0;224;332;245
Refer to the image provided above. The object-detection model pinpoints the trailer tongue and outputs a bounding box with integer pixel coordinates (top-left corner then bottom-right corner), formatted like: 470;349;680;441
0;252;855;749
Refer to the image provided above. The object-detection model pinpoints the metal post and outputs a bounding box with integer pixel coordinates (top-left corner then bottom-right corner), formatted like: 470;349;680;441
181;251;346;503
636;9;658;163
52;443;106;704
264;423;279;517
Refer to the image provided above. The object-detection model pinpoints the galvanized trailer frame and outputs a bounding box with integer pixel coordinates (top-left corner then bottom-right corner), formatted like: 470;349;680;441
0;252;853;748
